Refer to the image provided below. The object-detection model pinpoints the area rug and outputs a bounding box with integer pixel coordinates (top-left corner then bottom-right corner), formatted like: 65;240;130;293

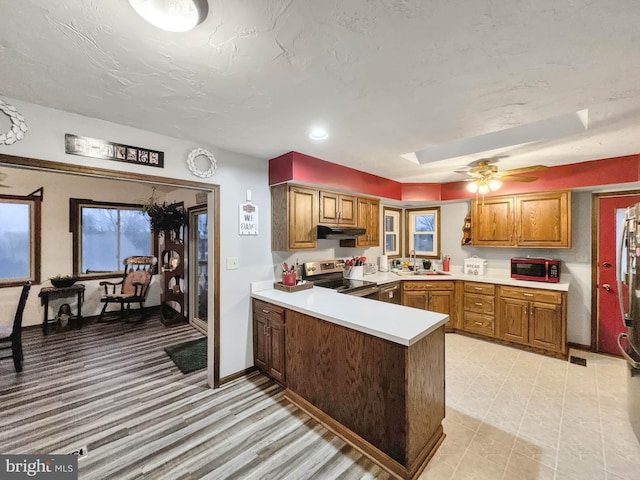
164;337;207;374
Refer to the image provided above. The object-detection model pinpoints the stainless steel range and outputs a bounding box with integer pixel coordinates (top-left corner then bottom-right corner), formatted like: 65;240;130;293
303;260;379;298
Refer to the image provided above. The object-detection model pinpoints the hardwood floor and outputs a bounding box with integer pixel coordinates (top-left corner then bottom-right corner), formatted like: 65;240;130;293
0;315;390;479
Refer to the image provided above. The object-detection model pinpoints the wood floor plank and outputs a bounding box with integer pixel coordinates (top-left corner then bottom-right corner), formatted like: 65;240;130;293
0;314;385;479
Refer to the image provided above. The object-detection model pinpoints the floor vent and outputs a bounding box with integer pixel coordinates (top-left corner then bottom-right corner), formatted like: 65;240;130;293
569;355;587;367
69;446;88;459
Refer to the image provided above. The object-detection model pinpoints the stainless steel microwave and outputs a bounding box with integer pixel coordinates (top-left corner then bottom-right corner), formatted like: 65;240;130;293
510;258;560;283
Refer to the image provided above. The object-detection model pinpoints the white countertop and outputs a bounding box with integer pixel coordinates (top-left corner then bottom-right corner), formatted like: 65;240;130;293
252;286;448;347
364;269;570;292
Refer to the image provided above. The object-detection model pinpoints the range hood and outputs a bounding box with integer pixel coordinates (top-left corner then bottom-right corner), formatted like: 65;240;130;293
317;225;366;239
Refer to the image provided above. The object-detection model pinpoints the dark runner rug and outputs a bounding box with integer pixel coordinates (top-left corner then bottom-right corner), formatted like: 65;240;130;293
164;337;207;374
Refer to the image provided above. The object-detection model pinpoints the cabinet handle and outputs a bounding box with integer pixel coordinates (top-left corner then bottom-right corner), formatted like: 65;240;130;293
262;309;270;314
426;284;433;287
523;293;534;297
524;308;528;316
475;287;483;290
263;324;267;335
475;302;483;306
474;321;483;326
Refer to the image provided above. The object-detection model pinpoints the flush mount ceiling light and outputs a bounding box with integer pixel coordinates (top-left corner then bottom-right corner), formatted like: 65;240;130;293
309;127;329;141
128;0;209;32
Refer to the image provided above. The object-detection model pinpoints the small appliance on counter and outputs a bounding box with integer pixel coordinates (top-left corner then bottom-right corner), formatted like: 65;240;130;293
510;257;560;283
464;256;488;276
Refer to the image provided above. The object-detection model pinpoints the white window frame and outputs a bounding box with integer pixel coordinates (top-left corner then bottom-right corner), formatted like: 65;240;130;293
405;207;441;259
383;206;402;258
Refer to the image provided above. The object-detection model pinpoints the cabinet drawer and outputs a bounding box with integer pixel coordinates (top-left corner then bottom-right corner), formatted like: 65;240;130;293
253;299;285;322
464;282;495;295
403;280;455;291
499;286;562;304
463;293;495;315
463;312;495;336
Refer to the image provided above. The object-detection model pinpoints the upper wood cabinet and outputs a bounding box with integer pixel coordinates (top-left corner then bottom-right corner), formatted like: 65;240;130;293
319;191;356;225
471;191;571;248
356;197;380;247
271;184;318;251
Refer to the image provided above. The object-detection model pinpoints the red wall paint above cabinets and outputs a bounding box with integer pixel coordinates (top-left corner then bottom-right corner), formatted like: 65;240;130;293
269;151;640;202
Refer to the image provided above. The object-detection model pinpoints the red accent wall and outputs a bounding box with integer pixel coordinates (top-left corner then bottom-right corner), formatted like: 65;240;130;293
269;151;640;202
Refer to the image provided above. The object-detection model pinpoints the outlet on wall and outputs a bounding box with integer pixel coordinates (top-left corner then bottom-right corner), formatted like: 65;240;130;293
226;257;239;270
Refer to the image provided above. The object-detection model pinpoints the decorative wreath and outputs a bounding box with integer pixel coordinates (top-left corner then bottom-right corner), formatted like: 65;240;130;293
187;148;217;178
0;99;28;145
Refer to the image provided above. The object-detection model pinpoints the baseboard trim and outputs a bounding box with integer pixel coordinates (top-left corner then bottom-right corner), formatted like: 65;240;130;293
568;341;593;352
219;366;258;385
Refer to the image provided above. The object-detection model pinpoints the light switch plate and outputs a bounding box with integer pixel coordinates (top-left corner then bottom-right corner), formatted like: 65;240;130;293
226;257;239;270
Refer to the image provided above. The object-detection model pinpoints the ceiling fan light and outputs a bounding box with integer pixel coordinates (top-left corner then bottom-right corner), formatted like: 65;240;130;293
489;179;502;191
478;184;490;195
467;181;479;193
128;0;208;32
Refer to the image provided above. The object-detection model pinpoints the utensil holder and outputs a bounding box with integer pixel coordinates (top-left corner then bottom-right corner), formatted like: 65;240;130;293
282;271;297;286
344;265;364;279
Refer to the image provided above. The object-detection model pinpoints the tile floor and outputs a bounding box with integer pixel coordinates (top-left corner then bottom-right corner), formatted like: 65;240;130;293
420;334;640;480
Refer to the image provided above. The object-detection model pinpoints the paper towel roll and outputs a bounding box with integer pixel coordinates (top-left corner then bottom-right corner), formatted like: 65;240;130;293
378;255;388;272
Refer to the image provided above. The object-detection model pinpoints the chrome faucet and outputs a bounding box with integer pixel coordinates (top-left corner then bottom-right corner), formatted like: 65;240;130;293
409;249;416;271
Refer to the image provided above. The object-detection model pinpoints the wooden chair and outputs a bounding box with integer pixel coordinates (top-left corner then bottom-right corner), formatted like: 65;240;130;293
0;281;31;372
99;256;157;322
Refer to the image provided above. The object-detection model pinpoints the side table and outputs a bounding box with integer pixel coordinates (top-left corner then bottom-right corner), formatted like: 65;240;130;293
38;284;85;334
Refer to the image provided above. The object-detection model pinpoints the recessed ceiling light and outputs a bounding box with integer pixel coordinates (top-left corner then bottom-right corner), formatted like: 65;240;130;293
309;127;329;141
128;0;209;32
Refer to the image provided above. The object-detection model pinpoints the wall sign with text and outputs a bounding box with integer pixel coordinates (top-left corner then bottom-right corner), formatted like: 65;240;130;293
65;134;164;168
239;202;258;235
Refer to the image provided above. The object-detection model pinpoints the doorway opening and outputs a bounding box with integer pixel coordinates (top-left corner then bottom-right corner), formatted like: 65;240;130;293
0;153;221;387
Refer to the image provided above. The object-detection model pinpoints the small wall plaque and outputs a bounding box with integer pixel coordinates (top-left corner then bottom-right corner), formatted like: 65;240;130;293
65;134;164;168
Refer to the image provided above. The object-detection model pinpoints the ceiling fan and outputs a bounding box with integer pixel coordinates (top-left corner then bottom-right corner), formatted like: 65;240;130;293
455;159;547;194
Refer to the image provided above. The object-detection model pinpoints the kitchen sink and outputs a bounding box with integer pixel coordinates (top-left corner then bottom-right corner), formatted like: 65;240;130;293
394;270;450;276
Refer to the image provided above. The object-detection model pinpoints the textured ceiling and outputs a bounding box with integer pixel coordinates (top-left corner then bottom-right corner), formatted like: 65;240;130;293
1;0;640;183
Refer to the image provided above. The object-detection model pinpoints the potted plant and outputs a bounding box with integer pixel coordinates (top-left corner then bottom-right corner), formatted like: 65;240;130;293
145;202;187;241
50;274;78;288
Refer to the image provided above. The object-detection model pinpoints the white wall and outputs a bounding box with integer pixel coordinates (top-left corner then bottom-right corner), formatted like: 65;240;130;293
0;97;273;378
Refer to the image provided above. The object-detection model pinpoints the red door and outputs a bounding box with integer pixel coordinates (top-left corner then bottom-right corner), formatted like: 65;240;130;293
598;195;640;355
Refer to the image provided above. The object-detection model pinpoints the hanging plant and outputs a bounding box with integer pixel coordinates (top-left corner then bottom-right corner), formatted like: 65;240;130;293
145;202;187;241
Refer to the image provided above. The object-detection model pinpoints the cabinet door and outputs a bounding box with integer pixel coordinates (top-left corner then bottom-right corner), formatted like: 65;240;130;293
471;197;515;246
429;290;455;327
529;301;564;352
356;198;380;247
289;186;318;249
498;297;529;344
268;317;286;384
254;314;269;372
515;191;571;248
403;290;428;310
338;195;356;225
319;191;340;224
366;199;380;246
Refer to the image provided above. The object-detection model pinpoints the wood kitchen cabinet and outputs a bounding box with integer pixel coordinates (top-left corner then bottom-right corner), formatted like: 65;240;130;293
253;299;286;385
471;191;571;248
497;285;566;355
402;281;457;330
319;190;356;225
356;197;380;247
462;281;496;337
271;184;319;251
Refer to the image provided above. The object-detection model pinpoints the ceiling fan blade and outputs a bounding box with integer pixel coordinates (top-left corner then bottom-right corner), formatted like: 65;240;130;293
498;175;539;182
498;165;548;176
454;170;473;175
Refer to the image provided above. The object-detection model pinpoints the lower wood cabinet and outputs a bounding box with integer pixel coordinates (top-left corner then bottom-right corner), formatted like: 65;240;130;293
462;282;496;337
402;281;457;330
497;285;566;355
252;299;286;385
